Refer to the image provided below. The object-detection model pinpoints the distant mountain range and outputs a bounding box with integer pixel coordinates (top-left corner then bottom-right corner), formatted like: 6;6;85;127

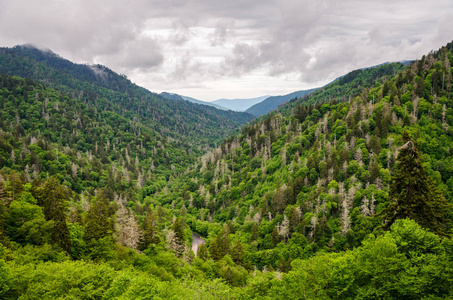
245;88;319;116
155;62;415;118
159;92;228;110
160;91;322;117
212;96;270;112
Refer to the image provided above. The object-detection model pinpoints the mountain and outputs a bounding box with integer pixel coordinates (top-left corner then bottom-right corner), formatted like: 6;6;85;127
245;88;319;116
180;95;229;111
212;95;270;111
1;41;453;299
0;45;254;148
160;92;186;101
154;41;453;294
160;92;228;110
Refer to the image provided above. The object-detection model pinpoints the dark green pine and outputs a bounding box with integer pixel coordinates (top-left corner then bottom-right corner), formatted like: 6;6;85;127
381;131;451;236
36;176;72;254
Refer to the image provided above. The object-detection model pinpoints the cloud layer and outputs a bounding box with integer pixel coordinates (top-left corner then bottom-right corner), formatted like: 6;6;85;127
1;0;452;100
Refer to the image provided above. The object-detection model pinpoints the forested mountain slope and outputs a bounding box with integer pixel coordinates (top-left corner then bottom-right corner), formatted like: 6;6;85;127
279;62;407;117
0;45;254;148
154;42;453;285
1;42;453;299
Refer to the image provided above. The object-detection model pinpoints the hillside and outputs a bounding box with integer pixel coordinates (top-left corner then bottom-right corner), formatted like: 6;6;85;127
1;41;453;299
160;92;229;110
245;88;319;116
0;45;254;148
150;42;453;295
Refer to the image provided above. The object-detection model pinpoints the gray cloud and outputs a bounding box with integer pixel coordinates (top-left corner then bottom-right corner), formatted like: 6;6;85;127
99;38;164;72
0;0;452;100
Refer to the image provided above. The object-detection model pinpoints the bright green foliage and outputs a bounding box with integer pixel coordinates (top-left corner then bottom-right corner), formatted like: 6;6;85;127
155;42;453;275
0;258;236;299
5;194;53;245
265;219;453;299
1;41;453;298
381;131;451;236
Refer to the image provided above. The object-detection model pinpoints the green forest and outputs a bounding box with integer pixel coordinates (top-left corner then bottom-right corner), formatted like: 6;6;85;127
1;42;453;299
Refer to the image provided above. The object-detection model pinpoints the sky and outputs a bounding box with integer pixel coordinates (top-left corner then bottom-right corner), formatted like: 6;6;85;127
0;0;453;102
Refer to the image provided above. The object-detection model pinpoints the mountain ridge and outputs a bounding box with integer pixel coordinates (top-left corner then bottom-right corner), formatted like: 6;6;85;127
0;44;255;147
245;88;319;116
212;95;270;111
160;92;229;110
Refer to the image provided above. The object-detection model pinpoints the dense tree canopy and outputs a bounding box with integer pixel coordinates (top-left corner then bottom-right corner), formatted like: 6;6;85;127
0;41;453;298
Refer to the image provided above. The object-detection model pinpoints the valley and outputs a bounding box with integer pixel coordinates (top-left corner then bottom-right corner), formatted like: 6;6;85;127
0;41;453;299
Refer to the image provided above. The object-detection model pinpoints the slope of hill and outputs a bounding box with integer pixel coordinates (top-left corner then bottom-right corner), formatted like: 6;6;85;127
245;88;319;116
1;41;453;299
153;42;453;288
160;92;228;110
0;45;254;148
212;95;269;111
280;62;407;117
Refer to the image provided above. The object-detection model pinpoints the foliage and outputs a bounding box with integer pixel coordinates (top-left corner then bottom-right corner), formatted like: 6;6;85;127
1;41;453;298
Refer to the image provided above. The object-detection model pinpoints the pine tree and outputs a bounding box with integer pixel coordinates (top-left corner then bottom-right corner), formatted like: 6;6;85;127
37;176;72;254
197;243;208;260
231;240;244;264
0;181;10;245
272;226;280;247
84;189;115;242
170;217;185;256
139;209;161;251
380;131;451;236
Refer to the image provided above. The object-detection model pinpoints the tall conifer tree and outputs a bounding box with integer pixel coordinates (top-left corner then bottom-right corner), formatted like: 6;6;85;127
380;131;451;236
37;176;72;254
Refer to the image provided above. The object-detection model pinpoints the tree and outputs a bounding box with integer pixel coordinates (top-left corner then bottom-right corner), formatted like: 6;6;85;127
84;189;115;242
0;181;10;245
380;131;451;236
115;205;141;249
168;217;186;256
36;177;72;254
250;222;259;242
139;209;161;251
210;225;230;260
231;240;244;265
272;226;280;247
7;171;23;202
197;243;208;260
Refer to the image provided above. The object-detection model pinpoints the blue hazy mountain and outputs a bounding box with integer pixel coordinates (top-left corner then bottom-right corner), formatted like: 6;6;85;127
245;88;319;116
160;92;228;110
212;95;270;111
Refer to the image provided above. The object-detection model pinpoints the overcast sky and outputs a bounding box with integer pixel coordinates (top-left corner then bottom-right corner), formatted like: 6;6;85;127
1;0;452;101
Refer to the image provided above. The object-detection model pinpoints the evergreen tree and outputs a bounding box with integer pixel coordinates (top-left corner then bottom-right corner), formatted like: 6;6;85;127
139;209;161;251
0;181;10;245
197;243;208;260
272;226;280;247
231;240;244;265
169;217;185;256
36;176;72;254
8;171;23;202
380;131;451;236
84;189;115;242
210;225;230;260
